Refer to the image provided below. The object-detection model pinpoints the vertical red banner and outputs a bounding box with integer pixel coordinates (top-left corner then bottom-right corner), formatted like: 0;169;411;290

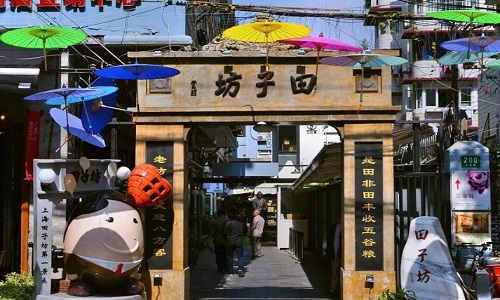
25;110;40;181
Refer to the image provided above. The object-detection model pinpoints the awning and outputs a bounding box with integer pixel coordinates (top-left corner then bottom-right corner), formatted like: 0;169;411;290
292;143;342;191
254;183;278;195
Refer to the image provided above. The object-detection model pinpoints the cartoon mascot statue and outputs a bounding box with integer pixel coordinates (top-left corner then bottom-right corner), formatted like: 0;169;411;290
63;163;172;297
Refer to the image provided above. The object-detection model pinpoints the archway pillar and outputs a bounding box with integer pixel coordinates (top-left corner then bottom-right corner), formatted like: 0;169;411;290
135;124;189;300
342;122;396;299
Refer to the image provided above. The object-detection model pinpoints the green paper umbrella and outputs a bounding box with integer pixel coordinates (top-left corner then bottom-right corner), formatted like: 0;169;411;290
428;7;500;42
0;26;87;71
428;7;500;61
427;7;500;25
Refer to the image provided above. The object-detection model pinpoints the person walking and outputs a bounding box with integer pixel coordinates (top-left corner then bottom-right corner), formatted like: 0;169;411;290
211;208;228;272
222;207;248;277
252;191;268;222
326;212;342;295
249;209;265;258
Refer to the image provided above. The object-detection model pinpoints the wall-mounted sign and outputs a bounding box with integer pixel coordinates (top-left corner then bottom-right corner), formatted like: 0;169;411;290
354;142;384;271
450;170;490;210
145;141;174;270
461;155;481;169
452;211;490;245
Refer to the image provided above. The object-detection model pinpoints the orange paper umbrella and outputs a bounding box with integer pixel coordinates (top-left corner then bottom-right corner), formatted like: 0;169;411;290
223;21;311;71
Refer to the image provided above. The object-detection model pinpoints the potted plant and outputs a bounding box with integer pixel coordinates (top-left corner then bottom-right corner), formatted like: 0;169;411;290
378;287;416;300
188;233;214;268
0;272;35;300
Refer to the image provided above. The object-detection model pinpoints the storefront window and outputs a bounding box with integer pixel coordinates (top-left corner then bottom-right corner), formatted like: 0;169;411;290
278;126;297;152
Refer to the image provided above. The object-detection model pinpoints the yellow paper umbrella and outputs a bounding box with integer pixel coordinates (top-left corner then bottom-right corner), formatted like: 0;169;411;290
223;21;311;71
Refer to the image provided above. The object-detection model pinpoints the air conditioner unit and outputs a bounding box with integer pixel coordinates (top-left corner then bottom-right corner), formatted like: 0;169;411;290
463;62;480;69
425;111;445;121
413;112;426;121
405;111;413;121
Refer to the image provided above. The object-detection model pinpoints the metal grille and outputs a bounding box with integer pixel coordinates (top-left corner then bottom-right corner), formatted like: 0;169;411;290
394;171;450;285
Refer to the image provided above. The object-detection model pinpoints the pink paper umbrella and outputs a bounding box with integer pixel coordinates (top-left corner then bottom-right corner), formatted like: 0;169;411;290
279;32;363;78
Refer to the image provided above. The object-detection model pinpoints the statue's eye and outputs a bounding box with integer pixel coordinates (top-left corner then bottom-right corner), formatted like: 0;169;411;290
133;218;138;224
105;216;114;223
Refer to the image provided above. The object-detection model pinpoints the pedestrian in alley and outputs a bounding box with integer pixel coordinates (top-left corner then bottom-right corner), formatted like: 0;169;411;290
252;191;268;222
249;209;265;258
222;207;248;277
211;208;228;272
326;212;342;295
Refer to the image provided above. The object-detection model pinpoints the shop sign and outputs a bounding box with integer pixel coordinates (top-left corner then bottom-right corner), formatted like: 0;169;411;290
354;142;384;271
214;71;317;98
145;141;174;270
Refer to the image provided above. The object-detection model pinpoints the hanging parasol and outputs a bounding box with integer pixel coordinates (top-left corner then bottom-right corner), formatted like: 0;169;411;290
427;7;500;26
441;35;500;73
93;61;180;80
50;107;106;148
222;20;311;71
427;7;500;58
81;78;119;134
25;86;118;134
24;86;118;105
278;32;363;78
93;61;180;113
0;26;87;71
441;35;500;53
319;50;408;113
438;50;497;65
486;59;500;70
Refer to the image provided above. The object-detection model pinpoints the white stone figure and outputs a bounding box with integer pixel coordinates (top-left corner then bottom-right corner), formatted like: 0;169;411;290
400;216;466;299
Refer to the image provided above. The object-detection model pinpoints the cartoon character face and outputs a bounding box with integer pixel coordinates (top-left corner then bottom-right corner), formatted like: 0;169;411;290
64;193;144;263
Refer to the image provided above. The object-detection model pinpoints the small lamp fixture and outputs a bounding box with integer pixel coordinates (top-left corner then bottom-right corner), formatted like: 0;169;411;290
253;121;274;133
222;50;232;57
365;274;374;289
39;169;57;191
117;166;131;181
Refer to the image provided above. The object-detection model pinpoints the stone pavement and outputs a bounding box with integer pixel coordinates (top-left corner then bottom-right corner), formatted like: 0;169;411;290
189;243;338;300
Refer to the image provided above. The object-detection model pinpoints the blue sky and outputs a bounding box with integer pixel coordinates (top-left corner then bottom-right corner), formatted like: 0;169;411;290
232;0;373;48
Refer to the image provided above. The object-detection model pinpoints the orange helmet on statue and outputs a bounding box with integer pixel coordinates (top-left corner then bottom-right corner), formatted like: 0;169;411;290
127;163;172;208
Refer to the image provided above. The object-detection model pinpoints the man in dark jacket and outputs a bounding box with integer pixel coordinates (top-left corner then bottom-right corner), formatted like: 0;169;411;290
222;207;248;277
326;212;342;295
211;208;228;272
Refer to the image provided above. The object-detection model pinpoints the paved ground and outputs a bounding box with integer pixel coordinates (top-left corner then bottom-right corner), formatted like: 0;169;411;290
189;243;339;300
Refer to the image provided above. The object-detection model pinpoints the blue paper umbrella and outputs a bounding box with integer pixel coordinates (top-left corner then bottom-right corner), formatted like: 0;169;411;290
81;78;118;134
93;62;180;80
94;62;179;112
441;35;500;55
50;108;106;148
24;86;118;105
